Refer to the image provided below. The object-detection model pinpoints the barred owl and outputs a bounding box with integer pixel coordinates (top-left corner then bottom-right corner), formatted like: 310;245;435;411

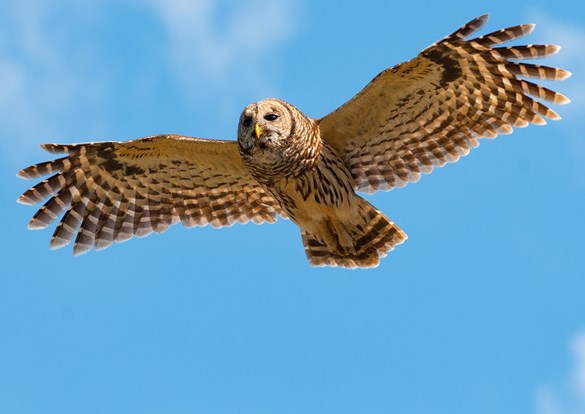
17;15;570;268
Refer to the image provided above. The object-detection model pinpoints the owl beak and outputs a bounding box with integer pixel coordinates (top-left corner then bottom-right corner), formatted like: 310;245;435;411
254;123;263;139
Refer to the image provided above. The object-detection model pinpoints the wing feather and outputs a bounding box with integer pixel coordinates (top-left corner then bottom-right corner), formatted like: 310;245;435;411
18;134;285;254
319;15;571;194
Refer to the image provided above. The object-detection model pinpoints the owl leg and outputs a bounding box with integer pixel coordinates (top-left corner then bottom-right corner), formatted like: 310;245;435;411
317;217;357;257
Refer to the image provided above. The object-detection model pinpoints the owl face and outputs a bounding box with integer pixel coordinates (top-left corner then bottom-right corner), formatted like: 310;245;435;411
237;98;293;156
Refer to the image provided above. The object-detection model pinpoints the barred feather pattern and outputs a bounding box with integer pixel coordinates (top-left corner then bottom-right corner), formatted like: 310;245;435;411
17;135;285;255
16;15;571;268
319;14;571;194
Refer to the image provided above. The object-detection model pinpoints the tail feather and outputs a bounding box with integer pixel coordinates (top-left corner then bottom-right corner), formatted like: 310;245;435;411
301;198;407;268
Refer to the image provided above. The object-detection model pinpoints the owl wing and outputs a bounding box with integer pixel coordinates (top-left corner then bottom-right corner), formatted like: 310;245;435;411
17;134;285;255
319;15;571;194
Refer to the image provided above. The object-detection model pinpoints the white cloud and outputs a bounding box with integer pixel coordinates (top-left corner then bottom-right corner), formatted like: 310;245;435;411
572;334;585;403
148;0;301;107
0;1;111;165
523;10;585;183
535;330;585;414
524;9;585;113
0;2;61;153
0;0;301;168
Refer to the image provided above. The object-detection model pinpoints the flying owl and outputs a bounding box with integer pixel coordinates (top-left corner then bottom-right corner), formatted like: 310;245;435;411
17;15;570;268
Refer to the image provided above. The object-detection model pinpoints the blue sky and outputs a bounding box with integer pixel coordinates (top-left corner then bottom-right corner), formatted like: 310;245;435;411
1;1;584;413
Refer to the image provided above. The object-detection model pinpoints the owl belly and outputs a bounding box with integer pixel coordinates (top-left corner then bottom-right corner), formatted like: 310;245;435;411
270;176;349;226
269;148;355;221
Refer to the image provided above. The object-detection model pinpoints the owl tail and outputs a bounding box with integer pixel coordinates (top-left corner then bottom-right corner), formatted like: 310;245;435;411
300;197;407;269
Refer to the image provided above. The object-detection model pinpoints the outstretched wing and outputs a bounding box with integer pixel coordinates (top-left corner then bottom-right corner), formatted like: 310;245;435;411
319;14;571;194
17;134;285;255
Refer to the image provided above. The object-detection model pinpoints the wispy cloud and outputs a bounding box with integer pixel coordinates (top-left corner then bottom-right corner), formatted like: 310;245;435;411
525;9;585;113
0;1;111;165
536;330;585;414
524;9;585;183
0;1;64;156
148;0;301;111
0;0;302;167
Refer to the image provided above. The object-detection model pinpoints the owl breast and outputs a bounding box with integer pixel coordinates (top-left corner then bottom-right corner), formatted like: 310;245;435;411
243;147;286;179
266;141;357;224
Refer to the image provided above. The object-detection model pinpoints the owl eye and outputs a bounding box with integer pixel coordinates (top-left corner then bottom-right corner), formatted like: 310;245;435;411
242;117;252;127
264;114;279;121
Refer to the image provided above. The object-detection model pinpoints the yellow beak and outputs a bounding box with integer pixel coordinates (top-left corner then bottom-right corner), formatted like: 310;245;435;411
254;123;263;139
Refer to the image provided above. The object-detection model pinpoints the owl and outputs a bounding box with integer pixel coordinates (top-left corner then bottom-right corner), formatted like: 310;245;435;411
17;15;570;268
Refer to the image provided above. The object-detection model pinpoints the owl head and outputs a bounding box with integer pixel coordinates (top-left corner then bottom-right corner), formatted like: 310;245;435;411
237;98;320;180
237;98;295;154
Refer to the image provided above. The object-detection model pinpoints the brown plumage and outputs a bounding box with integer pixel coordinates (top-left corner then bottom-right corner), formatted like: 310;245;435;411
17;15;570;268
